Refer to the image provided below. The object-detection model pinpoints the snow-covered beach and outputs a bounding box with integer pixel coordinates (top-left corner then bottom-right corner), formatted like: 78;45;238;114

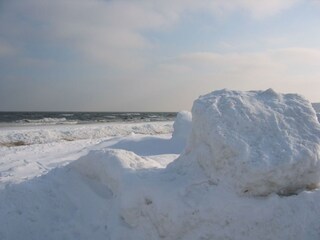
1;89;320;240
0;121;174;185
3;0;320;238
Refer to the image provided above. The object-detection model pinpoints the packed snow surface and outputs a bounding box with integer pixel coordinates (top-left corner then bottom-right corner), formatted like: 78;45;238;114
178;89;320;196
313;103;320;122
1;90;320;240
0;122;173;184
0;122;173;146
312;103;320;113
172;111;192;141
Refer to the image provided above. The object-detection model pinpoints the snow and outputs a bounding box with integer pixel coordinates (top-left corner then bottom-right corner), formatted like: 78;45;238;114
177;89;320;196
1;90;320;239
108;111;191;156
312;102;320;113
313;103;320;122
0;122;173;184
172;111;192;142
0;121;173;146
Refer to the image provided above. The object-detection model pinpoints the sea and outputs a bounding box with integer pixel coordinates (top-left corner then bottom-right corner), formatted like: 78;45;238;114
0;112;177;127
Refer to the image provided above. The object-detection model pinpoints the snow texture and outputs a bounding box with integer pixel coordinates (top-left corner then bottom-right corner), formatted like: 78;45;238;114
181;88;320;196
312;103;320;113
313;103;320;122
172;111;192;141
1;90;320;240
0;122;173;146
107;112;191;156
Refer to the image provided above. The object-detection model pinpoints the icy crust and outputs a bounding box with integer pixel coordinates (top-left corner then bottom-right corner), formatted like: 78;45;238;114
185;89;320;196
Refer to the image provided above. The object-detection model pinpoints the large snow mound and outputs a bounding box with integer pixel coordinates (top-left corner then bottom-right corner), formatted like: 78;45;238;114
184;89;320;196
313;103;320;122
312;103;320;113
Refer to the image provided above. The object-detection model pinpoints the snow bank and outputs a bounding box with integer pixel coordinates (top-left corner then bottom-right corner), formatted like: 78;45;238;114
2;89;320;239
312;103;320;113
0;122;174;185
313;103;320;122
104;112;191;156
0;122;173;146
172;111;192;142
107;134;184;156
3;146;320;240
71;149;164;195
180;89;320;196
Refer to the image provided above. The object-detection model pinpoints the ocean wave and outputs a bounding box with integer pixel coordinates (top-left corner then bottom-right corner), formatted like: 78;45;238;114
17;118;78;125
0;112;177;126
119;113;141;116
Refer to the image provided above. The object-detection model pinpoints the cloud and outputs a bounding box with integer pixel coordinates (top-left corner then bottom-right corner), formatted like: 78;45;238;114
0;40;18;57
0;0;302;70
151;0;301;19
271;48;320;66
2;0;318;111
171;51;282;75
172;47;320;72
224;0;301;18
158;47;320;102
0;0;161;70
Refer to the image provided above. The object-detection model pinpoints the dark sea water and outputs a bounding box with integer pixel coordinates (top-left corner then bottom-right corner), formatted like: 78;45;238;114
0;112;177;127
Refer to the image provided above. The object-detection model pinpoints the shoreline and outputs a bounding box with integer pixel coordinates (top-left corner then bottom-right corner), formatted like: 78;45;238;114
0;121;174;148
0;120;174;130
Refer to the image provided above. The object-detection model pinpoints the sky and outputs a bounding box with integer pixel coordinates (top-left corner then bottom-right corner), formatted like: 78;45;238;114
1;0;320;111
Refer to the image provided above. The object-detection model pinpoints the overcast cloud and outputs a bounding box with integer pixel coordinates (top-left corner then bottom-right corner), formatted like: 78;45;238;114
0;0;319;111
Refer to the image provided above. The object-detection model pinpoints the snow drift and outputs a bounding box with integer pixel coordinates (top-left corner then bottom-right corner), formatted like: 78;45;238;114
69;148;320;240
2;89;320;240
172;111;192;141
0;122;173;146
3;146;320;240
178;89;320;196
106;111;191;156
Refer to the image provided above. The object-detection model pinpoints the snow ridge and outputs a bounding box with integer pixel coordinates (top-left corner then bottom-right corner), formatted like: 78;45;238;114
179;89;320;196
1;89;320;240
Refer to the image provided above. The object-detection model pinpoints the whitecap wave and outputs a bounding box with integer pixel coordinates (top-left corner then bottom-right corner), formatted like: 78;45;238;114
17;118;77;125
